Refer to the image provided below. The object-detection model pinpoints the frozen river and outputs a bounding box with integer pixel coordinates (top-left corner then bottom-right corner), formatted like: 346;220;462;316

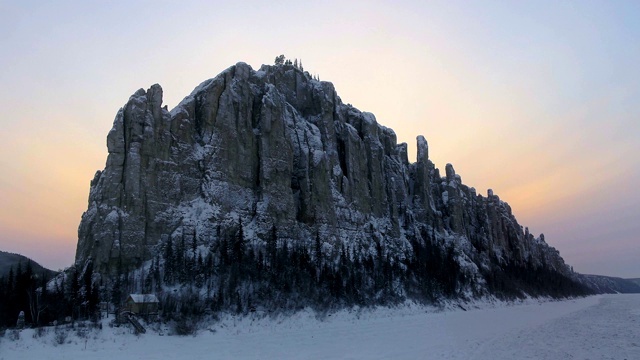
2;294;639;359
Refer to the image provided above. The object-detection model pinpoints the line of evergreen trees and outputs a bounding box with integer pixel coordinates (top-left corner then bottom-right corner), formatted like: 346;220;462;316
133;221;590;319
0;261;100;329
0;222;592;329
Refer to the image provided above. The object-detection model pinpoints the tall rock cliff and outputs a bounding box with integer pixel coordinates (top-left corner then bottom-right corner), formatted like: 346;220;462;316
76;61;586;299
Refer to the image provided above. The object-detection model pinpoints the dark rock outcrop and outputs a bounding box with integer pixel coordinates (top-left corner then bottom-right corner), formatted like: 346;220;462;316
75;61;585;298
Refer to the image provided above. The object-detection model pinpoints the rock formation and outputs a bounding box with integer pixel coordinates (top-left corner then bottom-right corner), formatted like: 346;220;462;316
75;61;586;299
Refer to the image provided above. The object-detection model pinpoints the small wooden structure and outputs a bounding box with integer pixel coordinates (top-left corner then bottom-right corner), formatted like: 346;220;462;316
124;294;159;318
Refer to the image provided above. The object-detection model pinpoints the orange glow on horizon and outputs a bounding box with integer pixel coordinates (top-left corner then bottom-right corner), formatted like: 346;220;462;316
1;1;639;277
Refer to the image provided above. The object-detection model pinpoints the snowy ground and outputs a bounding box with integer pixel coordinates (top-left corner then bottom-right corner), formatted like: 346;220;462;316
2;294;639;360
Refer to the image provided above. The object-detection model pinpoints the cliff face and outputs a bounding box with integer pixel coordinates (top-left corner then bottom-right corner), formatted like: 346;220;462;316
76;62;578;297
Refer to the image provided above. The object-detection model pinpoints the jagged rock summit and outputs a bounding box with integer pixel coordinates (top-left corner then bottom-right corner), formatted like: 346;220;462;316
76;60;584;298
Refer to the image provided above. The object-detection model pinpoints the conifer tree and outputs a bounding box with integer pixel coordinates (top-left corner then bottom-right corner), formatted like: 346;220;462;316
164;237;174;284
233;219;245;265
267;225;278;269
176;236;186;283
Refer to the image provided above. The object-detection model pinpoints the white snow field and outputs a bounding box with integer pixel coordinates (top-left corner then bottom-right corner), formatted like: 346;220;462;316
2;294;639;360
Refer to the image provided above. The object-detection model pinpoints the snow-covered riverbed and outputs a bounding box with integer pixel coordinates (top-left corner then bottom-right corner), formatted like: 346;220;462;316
2;294;639;359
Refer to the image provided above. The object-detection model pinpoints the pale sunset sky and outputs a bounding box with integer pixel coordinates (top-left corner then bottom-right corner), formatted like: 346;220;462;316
0;1;638;277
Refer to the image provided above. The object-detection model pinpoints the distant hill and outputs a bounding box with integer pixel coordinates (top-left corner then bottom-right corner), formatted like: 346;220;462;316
579;274;640;294
627;278;640;287
0;251;57;279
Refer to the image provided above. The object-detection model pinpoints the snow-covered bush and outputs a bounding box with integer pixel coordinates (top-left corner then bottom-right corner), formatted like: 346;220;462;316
33;326;48;338
8;329;20;341
172;317;198;336
54;328;68;345
76;326;89;339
